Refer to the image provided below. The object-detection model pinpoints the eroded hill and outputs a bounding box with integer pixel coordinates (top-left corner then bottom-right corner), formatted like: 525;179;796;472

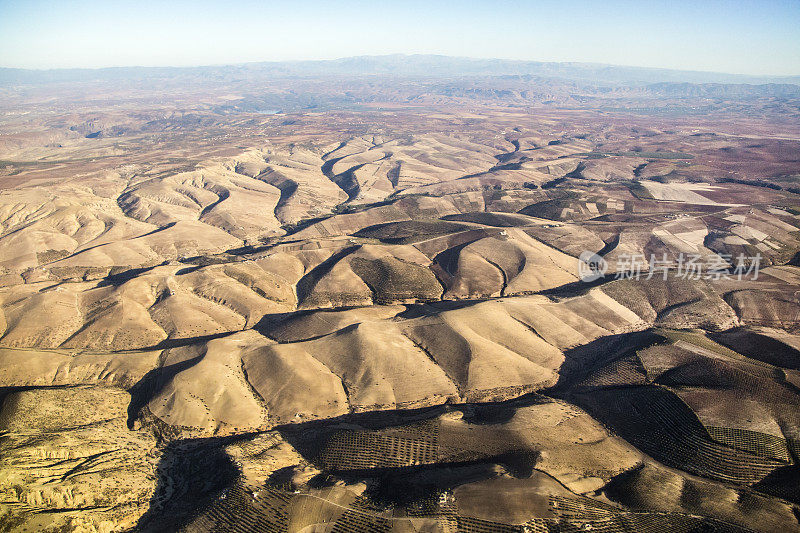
1;81;800;532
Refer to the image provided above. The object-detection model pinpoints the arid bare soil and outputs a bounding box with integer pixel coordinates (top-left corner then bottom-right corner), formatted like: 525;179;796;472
1;61;800;532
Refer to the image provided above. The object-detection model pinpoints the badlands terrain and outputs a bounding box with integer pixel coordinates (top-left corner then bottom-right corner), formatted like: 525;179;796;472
0;57;800;532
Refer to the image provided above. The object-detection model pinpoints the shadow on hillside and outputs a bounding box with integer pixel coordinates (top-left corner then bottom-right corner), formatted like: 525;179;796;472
547;329;665;392
134;436;243;532
126;354;205;430
133;394;550;529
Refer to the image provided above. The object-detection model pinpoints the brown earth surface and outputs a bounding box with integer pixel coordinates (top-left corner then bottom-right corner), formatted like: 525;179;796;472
1;69;799;532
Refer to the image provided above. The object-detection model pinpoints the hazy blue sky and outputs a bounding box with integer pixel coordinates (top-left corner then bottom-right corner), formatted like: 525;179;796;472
1;0;798;74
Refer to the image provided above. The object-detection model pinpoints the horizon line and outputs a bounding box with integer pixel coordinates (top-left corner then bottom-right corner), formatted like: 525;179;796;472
2;54;800;79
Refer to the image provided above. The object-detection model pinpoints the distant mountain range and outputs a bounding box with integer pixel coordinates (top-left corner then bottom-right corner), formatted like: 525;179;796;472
2;54;799;86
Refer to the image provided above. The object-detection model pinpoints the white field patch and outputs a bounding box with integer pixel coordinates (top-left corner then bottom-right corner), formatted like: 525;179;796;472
652;228;706;254
723;235;750;245
732;225;769;242
640;181;743;206
767;207;795;218
765;216;800;233
674;229;710;249
761;266;800;284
